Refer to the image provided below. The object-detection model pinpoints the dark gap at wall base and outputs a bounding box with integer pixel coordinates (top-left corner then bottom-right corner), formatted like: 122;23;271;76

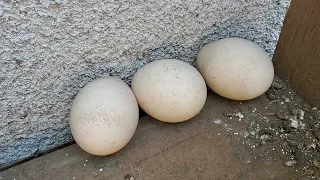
0;140;75;172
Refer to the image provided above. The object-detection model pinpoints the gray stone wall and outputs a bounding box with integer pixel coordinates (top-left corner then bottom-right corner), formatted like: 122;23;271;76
0;0;290;166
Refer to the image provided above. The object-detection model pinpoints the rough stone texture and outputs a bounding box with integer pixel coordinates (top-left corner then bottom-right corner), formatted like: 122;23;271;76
0;0;290;166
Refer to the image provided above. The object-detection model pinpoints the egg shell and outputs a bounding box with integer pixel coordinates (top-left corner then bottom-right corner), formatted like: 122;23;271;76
196;37;274;100
131;59;207;123
70;77;139;156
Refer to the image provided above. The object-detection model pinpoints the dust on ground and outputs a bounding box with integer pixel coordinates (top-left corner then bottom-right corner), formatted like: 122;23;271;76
219;76;320;179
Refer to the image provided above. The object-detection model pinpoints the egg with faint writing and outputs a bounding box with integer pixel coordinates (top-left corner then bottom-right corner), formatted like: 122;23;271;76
131;59;207;123
197;37;274;100
70;77;139;155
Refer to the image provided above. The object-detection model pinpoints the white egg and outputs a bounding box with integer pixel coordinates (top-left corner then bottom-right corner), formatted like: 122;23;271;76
131;59;207;123
70;77;139;156
196;37;274;100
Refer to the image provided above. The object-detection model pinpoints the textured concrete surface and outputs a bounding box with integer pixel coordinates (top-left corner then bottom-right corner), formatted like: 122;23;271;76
0;91;298;180
0;0;291;166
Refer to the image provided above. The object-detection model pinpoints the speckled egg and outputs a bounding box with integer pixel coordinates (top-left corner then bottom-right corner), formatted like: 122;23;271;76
69;77;139;156
131;59;207;123
196;37;274;100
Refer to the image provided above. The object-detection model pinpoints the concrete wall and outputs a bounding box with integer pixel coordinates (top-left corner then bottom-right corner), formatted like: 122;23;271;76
0;0;290;166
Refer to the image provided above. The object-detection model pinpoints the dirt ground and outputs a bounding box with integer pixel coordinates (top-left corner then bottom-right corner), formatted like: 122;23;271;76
1;76;320;180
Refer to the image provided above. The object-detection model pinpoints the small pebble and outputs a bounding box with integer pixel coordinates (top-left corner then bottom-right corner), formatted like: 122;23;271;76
99;168;103;172
285;160;297;167
235;112;244;119
266;91;278;100
285;98;290;103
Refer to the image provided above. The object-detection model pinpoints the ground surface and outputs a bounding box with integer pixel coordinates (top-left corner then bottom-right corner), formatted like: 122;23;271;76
0;0;291;165
1;76;320;180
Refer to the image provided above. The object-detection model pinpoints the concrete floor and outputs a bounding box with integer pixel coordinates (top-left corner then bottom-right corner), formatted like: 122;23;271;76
0;92;298;180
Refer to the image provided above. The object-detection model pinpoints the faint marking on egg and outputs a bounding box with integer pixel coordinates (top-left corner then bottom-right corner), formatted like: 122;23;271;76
70;77;139;155
131;59;207;123
196;37;274;100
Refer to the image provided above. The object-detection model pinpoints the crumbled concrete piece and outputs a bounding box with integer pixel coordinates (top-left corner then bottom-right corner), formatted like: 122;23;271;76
235;112;244;119
223;110;244;119
266;90;278;100
289;117;299;129
298;110;305;120
214;119;222;124
285;160;297;167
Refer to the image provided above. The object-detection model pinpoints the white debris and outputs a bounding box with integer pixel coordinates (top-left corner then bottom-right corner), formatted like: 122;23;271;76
235;112;244;119
99;168;103;172
260;134;271;141
285;98;290;103
243;131;249;138
250;108;257;113
298;109;305;120
214;119;222;124
285;160;297;167
290;117;299;129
